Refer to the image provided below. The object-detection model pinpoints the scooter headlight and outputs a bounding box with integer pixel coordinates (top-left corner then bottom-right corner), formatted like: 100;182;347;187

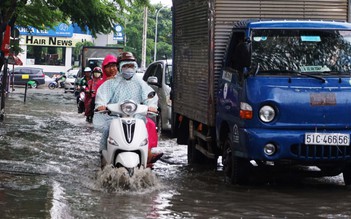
140;138;148;147
108;137;119;146
121;101;137;115
259;105;275;123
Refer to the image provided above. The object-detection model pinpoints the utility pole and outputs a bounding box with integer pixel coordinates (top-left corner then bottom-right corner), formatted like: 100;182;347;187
141;6;148;69
0;25;11;121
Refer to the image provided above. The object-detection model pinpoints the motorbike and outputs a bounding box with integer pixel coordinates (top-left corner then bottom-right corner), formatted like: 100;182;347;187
100;93;156;177
48;79;65;90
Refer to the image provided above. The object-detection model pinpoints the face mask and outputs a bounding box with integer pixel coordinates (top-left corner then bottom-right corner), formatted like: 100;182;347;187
93;73;101;78
121;68;136;80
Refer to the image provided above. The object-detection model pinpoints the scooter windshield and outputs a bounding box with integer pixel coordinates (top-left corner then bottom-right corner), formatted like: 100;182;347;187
251;29;351;75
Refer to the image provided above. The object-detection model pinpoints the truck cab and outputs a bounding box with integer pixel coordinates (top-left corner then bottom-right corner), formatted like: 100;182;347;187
217;20;351;184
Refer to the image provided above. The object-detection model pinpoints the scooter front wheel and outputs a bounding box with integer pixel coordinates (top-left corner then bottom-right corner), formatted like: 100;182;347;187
48;83;56;90
125;167;135;177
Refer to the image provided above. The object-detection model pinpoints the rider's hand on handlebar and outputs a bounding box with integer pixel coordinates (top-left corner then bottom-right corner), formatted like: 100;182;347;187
148;107;158;113
96;106;107;111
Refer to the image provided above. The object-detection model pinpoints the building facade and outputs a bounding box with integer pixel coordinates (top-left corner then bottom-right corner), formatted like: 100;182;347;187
18;23;93;75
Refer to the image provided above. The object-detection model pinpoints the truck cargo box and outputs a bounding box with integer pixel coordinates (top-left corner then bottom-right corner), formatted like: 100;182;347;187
172;0;349;126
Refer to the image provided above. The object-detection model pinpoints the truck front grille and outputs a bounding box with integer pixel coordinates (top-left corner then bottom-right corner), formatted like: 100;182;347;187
291;144;351;160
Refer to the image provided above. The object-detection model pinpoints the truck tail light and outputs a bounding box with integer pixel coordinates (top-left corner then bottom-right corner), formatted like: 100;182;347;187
240;102;253;119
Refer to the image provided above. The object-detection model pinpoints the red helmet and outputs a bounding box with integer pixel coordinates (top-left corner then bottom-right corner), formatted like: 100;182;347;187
93;67;102;73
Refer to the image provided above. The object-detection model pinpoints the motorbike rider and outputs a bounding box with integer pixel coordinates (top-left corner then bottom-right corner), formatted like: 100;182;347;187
95;54;118;91
94;52;163;165
84;67;102;123
55;72;67;88
77;67;92;113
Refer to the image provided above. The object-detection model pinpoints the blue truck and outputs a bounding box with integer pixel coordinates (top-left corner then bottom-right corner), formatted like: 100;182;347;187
172;0;351;185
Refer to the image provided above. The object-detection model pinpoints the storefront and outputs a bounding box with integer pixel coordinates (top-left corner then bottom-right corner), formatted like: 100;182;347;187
18;23;93;75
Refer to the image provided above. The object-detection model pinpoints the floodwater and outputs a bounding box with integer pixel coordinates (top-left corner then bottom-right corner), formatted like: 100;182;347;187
1;87;351;218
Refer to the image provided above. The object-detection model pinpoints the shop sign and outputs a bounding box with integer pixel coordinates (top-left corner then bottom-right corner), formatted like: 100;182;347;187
17;23;73;37
113;24;124;41
22;36;87;47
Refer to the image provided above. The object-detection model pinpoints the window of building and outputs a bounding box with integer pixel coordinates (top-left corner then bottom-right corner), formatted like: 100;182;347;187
27;45;66;66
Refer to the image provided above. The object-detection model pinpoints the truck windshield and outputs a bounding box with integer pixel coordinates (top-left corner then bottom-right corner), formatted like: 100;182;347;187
251;29;351;75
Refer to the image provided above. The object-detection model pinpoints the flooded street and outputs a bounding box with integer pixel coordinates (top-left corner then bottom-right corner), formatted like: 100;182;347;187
1;87;351;218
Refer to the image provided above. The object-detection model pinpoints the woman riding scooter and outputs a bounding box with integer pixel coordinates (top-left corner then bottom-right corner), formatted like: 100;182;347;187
94;52;163;168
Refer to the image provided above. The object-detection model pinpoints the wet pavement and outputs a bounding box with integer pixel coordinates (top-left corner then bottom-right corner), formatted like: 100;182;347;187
0;87;351;218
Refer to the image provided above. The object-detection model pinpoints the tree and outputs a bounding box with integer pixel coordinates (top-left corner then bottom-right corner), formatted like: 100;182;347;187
0;0;150;120
123;4;172;67
0;0;150;68
152;6;172;61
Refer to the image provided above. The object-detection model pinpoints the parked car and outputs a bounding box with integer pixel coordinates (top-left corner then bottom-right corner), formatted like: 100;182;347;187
64;69;79;93
143;59;172;133
9;67;45;88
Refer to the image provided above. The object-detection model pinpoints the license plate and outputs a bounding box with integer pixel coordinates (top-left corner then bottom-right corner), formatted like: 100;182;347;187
305;133;350;146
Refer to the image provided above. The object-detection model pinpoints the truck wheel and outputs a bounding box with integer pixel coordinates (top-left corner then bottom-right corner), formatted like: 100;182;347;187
343;165;351;185
222;137;232;178
223;136;250;185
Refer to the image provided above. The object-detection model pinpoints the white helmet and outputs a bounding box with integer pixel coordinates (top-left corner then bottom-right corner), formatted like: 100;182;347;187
84;67;92;72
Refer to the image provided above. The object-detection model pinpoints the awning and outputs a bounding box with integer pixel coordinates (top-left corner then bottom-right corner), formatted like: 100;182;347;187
8;54;23;65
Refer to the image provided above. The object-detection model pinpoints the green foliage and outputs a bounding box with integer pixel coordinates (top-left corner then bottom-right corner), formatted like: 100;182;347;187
0;0;151;38
0;0;151;69
73;41;95;60
123;4;172;67
0;0;172;68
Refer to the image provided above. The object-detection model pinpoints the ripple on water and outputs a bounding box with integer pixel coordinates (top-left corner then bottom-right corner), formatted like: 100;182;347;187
96;165;161;192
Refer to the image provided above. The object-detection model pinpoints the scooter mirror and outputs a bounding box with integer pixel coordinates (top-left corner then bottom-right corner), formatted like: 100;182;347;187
147;76;159;87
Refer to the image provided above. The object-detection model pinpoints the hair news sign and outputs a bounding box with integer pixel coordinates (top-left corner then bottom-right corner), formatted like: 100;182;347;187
21;36;87;47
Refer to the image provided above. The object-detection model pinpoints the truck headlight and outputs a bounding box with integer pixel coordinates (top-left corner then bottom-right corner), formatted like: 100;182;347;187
121;101;137;115
259;105;275;123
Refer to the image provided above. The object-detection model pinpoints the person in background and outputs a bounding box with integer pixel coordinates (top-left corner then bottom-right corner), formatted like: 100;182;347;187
77;67;91;114
55;72;67;88
84;67;103;123
94;52;163;165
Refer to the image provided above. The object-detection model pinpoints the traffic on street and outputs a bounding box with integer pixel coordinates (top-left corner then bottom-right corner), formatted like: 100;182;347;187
0;87;350;218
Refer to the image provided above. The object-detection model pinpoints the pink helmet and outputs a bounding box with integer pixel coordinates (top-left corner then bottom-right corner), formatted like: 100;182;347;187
93;67;102;73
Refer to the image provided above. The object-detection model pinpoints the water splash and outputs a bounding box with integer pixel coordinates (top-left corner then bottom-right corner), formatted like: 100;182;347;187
96;165;160;192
